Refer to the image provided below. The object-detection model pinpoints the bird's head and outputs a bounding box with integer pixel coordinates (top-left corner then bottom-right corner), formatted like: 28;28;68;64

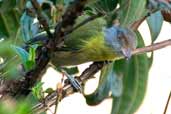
104;26;137;59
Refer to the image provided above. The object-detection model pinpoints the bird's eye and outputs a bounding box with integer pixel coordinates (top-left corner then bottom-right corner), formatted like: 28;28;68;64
118;32;129;47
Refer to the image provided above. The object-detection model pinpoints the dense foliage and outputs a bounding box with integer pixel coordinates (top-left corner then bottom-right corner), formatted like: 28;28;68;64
0;0;170;114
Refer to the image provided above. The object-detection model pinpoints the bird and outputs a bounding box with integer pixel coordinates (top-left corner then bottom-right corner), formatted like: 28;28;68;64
50;17;137;66
29;17;137;91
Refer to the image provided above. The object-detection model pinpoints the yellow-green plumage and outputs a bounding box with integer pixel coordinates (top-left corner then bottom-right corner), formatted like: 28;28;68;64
50;15;136;66
51;34;120;66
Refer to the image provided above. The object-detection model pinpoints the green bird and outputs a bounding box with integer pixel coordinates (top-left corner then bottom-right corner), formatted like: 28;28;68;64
50;17;137;66
28;16;137;91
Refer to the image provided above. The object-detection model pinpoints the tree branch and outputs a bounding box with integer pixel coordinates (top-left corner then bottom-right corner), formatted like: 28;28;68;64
32;39;171;113
30;0;53;38
0;0;88;97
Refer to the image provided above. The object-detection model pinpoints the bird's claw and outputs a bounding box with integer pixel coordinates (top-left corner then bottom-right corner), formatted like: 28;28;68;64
62;70;82;93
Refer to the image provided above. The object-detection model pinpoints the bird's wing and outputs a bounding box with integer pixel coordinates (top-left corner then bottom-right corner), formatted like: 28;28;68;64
60;15;105;51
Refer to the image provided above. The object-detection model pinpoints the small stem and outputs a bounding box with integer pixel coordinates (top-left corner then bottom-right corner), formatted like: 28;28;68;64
163;91;171;114
131;16;147;30
133;39;171;55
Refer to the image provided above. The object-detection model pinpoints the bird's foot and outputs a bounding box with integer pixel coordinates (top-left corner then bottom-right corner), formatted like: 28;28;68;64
62;70;82;93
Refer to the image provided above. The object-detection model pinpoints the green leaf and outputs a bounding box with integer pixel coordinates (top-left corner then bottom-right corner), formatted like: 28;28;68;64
95;0;118;12
45;88;54;94
0;0;21;38
0;10;20;38
111;32;150;114
27;45;37;69
11;45;36;71
118;0;147;27
111;56;139;114
56;66;79;75
92;0;118;26
11;45;29;63
0;40;16;59
147;11;163;42
0;0;16;12
20;12;34;42
0;41;22;79
128;33;149;114
32;82;44;100
25;60;35;70
15;101;32;114
85;63;123;105
29;47;36;62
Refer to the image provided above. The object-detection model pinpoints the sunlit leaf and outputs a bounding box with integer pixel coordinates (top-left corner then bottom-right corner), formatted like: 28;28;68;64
32;82;44;100
27;45;38;69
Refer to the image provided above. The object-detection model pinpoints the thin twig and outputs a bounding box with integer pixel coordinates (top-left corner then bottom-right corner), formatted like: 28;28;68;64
132;39;171;55
32;39;171;113
163;91;171;114
131;15;148;30
30;0;53;38
32;61;108;113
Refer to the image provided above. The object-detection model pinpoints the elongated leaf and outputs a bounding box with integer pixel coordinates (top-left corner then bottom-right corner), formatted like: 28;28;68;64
11;45;29;63
0;41;22;79
20;12;34;42
85;63;123;105
147;11;163;42
118;0;147;27
112;56;139;114
0;0;21;39
0;10;20;38
111;32;150;114
128;32;149;114
95;0;118;12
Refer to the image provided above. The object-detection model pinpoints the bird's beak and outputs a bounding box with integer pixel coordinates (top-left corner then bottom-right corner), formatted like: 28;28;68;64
121;48;132;59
